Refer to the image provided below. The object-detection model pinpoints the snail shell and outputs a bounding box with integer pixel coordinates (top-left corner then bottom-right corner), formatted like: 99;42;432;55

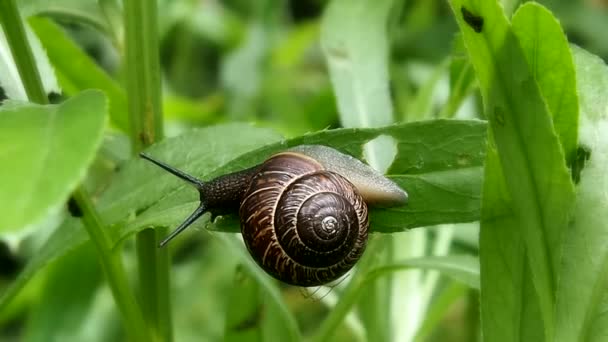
140;145;407;286
240;152;369;286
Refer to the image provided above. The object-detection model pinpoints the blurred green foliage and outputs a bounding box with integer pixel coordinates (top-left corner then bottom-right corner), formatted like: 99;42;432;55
1;0;608;341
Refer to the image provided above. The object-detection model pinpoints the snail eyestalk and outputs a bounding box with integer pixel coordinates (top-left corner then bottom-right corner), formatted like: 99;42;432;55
158;203;207;247
139;153;205;188
139;153;208;247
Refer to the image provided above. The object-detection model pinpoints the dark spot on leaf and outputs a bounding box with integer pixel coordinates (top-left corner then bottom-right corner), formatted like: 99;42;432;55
0;86;6;102
326;45;349;60
494;107;505;126
67;196;83;217
461;6;484;33
571;145;591;184
134;206;147;216
457;153;472;166
0;241;22;277
230;304;264;332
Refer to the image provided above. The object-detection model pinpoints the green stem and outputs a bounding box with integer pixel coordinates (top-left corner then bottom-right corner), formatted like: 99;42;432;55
73;188;150;342
0;0;47;104
123;0;171;340
0;1;150;340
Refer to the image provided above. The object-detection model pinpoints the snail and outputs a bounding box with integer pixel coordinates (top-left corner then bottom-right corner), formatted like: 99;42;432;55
140;145;407;286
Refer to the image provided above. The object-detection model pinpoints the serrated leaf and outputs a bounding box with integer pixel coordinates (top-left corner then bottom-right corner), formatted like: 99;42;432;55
0;90;106;233
29;17;129;132
0;21;59;100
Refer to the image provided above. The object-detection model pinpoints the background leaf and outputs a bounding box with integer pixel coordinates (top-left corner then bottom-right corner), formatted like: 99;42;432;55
554;46;608;342
0;90;106;233
29;17;129;132
0;21;59;100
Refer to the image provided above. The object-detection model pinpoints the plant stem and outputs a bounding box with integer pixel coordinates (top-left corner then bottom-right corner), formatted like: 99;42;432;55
0;1;150;340
123;0;172;340
72;188;150;342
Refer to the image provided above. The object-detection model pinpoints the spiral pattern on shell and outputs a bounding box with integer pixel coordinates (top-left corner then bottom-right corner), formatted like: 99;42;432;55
239;152;369;286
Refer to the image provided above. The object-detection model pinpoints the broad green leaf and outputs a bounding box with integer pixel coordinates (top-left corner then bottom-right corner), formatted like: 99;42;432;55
511;3;579;165
209;120;487;234
554;46;608;342
449;0;576;338
29;17;129;132
0;90;106;233
0;120;487;312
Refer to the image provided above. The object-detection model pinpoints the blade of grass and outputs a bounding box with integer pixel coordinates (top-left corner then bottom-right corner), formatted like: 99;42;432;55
310;252;480;342
123;0;170;340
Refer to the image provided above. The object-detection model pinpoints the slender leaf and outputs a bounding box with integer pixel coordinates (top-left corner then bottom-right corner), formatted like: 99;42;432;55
449;1;577;338
217;234;301;342
511;3;579;165
224;265;263;342
365;255;480;289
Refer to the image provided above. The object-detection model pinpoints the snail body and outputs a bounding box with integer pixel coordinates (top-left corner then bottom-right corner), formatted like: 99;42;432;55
140;145;407;286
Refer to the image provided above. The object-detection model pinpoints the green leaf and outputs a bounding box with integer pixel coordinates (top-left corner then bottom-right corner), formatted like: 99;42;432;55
365;255;480;289
210;120;487;234
29;17;129;132
449;0;577;338
511;3;579;165
0;123;283;311
0;20;60;100
218;235;301;342
19;0;110;35
320;0;394;129
0;90;107;233
554;46;608;342
439;33;476;119
320;0;395;170
0;120;487;313
24;243;102;342
478;145;544;342
224;265;264;342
